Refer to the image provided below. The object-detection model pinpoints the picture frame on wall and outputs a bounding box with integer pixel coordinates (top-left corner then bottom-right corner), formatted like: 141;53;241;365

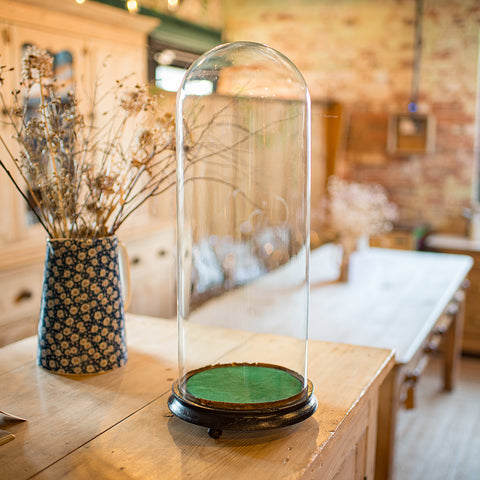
387;113;435;155
344;111;390;166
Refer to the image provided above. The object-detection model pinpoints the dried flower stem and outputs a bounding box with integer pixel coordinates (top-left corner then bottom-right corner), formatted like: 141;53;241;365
0;148;52;234
38;77;68;236
0;47;182;239
1;47;297;240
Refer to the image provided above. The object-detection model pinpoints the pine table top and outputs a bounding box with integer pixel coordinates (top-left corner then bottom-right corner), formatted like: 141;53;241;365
0;315;394;479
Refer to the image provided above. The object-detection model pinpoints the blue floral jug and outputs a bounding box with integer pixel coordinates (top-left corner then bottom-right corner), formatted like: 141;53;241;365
37;236;128;375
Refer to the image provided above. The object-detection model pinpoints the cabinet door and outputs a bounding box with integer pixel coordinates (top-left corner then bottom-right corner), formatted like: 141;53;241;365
4;24;89;240
85;34;153;227
0;261;45;347
125;229;176;319
0;22;21;243
84;28;147;119
11;25;88;87
330;428;368;480
463;265;480;354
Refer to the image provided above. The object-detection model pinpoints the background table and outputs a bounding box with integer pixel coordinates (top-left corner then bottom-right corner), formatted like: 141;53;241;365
309;246;472;479
0;315;393;479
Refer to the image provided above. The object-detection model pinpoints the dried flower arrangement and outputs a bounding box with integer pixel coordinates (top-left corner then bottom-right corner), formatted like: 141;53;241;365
0;46;176;239
319;176;398;242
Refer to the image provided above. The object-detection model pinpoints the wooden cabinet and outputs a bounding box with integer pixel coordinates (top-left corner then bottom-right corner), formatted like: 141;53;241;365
425;234;480;355
0;315;394;480
313;399;376;480
462;261;480;353
0;222;176;347
0;0;157;242
125;225;176;319
370;229;418;250
0;1;177;346
0;261;44;347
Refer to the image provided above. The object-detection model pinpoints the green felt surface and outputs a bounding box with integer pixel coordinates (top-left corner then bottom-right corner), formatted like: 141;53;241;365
186;364;303;404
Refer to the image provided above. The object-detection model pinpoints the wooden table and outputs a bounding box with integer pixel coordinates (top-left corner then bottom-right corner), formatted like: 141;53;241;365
188;246;473;479
0;315;393;479
308;246;473;479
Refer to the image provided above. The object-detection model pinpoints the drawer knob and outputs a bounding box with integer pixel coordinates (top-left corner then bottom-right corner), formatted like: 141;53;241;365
432;324;448;336
446;303;459;317
130;256;141;265
14;289;33;303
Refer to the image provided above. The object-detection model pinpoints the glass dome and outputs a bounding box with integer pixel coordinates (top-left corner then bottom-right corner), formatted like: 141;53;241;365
170;41;315;435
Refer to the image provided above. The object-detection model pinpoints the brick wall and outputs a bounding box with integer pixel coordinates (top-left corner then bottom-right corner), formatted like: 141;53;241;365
222;0;480;234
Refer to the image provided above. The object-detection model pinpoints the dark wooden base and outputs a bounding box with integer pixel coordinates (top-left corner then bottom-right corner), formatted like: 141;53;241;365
168;380;317;438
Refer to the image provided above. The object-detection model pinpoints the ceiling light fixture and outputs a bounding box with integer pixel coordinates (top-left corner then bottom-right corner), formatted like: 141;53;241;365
126;0;138;14
167;0;179;12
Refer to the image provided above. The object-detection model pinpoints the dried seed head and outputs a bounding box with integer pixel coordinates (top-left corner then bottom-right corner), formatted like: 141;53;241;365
120;84;150;114
21;46;53;86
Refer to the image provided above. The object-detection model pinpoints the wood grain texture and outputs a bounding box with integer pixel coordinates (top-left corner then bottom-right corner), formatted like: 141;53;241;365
0;315;394;480
309;247;472;365
0;336;36;375
375;365;399;480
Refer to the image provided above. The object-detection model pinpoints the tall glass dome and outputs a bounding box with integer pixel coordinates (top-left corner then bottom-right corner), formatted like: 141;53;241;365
169;41;315;436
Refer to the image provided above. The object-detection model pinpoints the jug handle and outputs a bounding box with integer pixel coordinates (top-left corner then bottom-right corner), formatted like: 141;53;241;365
118;242;132;310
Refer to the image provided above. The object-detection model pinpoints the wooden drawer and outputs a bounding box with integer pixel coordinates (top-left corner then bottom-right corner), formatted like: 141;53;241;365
0;263;44;327
0;262;45;346
124;229;176;319
464;293;480;330
308;396;373;480
462;296;480;354
464;314;480;333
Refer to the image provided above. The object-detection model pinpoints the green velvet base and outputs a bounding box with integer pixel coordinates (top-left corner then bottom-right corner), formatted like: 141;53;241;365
185;364;303;404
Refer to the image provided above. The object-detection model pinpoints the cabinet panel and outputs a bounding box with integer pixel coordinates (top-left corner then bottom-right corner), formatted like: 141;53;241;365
0;262;44;346
0;26;18;241
0;263;44;326
332;447;356;480
332;428;368;480
3;24;90;240
125;229;176;319
425;242;480;354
